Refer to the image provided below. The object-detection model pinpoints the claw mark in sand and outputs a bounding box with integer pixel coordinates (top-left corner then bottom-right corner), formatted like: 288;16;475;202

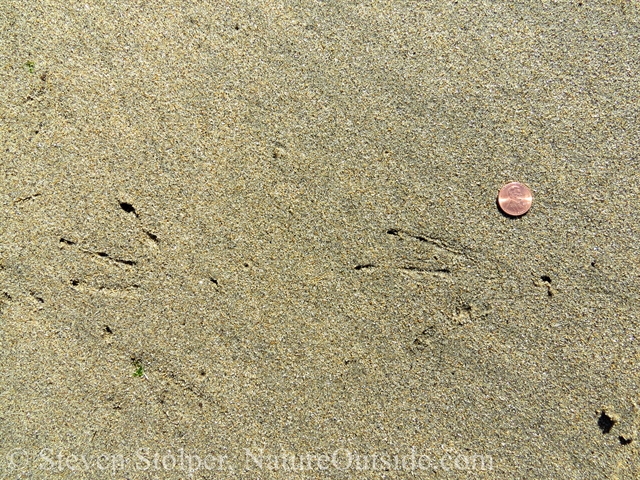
13;193;41;204
353;263;452;277
59;238;137;266
70;279;140;296
387;228;472;259
119;201;138;217
92;252;137;266
401;266;451;274
354;264;376;270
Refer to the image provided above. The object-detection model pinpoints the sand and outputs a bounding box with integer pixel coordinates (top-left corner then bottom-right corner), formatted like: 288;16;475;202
1;0;639;478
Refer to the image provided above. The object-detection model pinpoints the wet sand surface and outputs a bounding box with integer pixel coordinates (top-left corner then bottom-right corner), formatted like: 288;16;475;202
1;1;639;478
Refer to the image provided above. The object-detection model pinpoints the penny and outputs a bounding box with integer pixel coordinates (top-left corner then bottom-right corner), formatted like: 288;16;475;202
497;182;533;217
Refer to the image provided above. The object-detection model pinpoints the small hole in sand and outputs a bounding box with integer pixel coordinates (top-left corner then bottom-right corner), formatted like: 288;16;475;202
598;412;616;434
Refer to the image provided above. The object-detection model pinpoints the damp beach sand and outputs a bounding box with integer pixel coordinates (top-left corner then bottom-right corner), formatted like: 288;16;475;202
1;1;639;478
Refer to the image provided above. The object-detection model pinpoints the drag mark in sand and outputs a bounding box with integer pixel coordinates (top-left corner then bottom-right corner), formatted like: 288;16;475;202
59;237;140;295
353;228;473;276
60;238;138;267
386;228;474;260
119;200;160;245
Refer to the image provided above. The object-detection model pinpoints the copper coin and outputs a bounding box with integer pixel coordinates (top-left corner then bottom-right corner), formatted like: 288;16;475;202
497;182;533;216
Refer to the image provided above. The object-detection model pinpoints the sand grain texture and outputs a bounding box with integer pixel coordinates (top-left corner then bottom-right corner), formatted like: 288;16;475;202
1;0;639;478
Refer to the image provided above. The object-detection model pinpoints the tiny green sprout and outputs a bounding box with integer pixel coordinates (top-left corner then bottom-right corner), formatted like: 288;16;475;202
133;361;145;377
24;61;35;73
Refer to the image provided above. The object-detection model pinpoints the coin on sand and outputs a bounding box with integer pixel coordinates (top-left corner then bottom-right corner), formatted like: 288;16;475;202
497;182;533;217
